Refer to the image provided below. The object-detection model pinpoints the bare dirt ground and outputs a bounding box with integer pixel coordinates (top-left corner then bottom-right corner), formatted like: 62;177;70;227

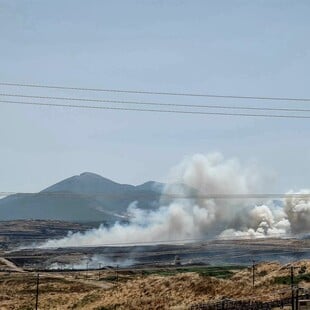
0;260;309;310
0;220;94;251
0;258;24;272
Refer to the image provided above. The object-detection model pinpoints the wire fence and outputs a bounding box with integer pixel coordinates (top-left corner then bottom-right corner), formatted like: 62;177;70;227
191;293;310;310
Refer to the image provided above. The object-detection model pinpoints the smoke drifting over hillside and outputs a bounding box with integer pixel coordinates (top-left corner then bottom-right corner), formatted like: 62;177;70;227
48;255;135;270
41;153;310;248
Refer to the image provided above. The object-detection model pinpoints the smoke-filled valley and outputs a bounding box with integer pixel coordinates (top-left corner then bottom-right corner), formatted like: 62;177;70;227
1;154;309;283
40;153;310;248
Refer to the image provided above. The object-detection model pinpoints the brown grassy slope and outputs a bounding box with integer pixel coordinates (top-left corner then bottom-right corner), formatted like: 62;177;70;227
0;273;97;310
80;260;310;309
0;260;309;310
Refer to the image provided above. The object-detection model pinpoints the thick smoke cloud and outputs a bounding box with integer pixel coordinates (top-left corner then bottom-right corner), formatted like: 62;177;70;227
285;190;310;234
220;204;291;238
41;153;309;248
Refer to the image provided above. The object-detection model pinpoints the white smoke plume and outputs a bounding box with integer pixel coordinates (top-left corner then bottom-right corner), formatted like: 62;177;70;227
40;153;309;248
285;190;310;234
220;203;291;238
48;254;135;270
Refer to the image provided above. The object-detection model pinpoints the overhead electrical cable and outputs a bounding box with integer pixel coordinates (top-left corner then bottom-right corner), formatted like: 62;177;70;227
1;81;310;102
1;99;310;119
0;191;310;198
17;235;293;249
1;93;310;113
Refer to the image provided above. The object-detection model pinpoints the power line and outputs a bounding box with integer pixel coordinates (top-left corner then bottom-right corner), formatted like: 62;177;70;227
7;246;307;262
1;81;310;102
1;93;310;113
1;99;310;119
28;235;293;249
1;191;310;198
10;243;304;259
7;235;307;259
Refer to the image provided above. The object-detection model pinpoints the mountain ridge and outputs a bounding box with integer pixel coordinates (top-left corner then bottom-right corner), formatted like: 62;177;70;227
0;172;164;222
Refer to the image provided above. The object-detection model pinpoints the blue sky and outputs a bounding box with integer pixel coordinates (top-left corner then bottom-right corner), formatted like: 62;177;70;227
0;0;310;192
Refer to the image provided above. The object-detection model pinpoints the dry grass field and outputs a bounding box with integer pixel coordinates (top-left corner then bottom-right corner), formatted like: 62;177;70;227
0;260;309;309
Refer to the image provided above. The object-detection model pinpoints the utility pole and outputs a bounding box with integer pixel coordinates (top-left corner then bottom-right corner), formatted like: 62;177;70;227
98;263;101;280
35;273;39;310
116;264;119;286
86;260;89;278
296;287;299;310
288;266;300;310
291;266;295;310
252;260;256;289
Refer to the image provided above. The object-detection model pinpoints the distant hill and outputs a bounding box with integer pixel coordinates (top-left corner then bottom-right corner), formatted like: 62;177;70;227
0;173;164;223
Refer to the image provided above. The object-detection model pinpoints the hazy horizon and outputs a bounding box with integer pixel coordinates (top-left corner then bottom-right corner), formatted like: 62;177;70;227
1;1;310;193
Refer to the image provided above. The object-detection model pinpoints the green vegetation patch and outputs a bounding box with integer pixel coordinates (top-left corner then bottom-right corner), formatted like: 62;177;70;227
274;273;310;285
101;275;119;282
141;265;246;279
